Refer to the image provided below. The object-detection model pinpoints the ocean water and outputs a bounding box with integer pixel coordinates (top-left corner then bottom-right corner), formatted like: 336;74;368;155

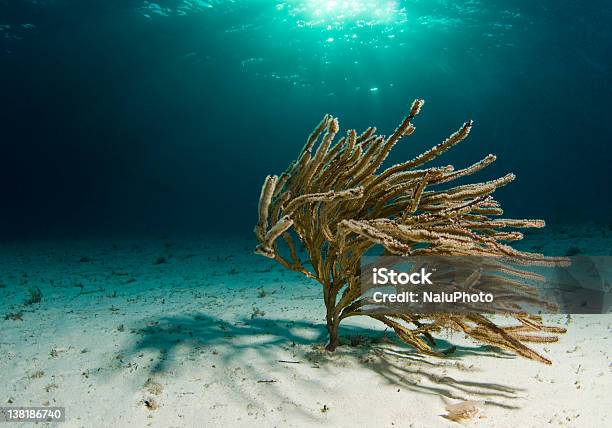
1;0;610;239
1;3;611;426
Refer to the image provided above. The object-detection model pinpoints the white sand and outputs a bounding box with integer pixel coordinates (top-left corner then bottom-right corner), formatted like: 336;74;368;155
1;224;611;427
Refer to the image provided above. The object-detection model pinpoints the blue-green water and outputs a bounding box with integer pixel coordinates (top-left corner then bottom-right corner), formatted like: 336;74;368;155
1;4;611;423
1;0;610;237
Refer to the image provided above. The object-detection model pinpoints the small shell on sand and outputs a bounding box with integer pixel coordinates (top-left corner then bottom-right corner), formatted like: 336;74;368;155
444;400;482;422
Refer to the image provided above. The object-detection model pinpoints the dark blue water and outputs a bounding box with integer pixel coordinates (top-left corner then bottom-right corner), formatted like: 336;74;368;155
1;0;610;238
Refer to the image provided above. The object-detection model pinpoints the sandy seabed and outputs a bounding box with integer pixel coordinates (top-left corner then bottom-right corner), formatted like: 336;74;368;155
1;224;611;427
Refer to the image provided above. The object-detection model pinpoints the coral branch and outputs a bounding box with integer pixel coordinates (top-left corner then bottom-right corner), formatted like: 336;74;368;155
254;100;565;364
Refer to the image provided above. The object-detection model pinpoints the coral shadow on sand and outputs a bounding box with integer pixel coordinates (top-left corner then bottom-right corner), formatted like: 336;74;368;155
115;313;523;410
